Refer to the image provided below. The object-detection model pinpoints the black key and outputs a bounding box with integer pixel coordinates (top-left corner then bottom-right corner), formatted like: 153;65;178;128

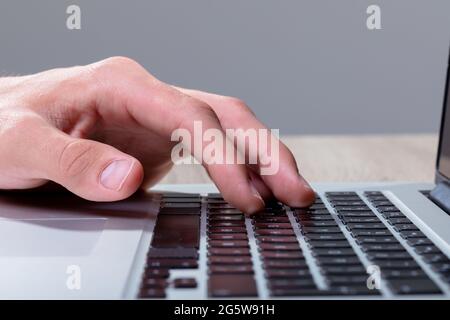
326;192;357;197
327;275;368;286
431;262;450;273
321;266;366;275
299;221;338;227
208;208;241;214
340;217;381;224
372;201;394;207
382;269;428;279
313;248;356;257
253;222;292;229
301;227;342;234
252;216;290;223
266;269;312;279
209;256;252;265
208;227;247;234
162;193;200;199
414;245;442;255
326;196;362;202
346;223;387;230
139;288;166;298
308;240;352;249
328;286;380;296
316;256;362;265
255;229;295;236
382;212;404;219
208;248;250;256
399;230;426;239
305;234;347;241
159;207;201;214
338;211;376;217
268;279;316;289
394;224;420;232
259;243;300;251
261;251;304;259
366;252;411;260
360;244;405;252
209;265;254;274
208;221;245;227
331;201;366;207
352;230;392;237
173;278;197;288
209;233;248;241
257;236;298;243
387;218;411;225
144;268;170;278
422;253;449;264
375;260;421;270
335;207;370;212
377;207;402;213
388;279;441;295
152;215;200;248
208;240;249;248
263;259;308;269
407;238;433;247
357;236;398;244
296;215;335;221
147;259;198;269
208;215;244;221
208;275;257;297
141;278;168;288
147;248;199;259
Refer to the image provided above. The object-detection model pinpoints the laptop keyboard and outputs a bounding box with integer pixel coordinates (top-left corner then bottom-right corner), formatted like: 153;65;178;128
138;191;450;298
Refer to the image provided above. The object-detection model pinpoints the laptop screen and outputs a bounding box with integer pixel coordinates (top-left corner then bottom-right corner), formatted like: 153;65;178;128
437;61;450;179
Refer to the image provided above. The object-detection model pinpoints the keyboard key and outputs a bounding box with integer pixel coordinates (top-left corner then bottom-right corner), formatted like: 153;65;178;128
209;265;254;274
151;215;200;248
255;229;295;236
366;252;411;260
208;248;251;256
346;223;387;230
394;224;420;232
147;248;199;259
268;279;316;289
266;269;312;279
144;268;170;278
208;221;245;227
375;260;421;270
173;278;197;288
261;251;304;259
360;244;405;252
388;279;441;295
399;230;426;239
407;238;434;247
208;227;247;234
340;217;381;224
422;253;449;264
299;221;339;227
259;243;300;251
208;275;257;297
321;265;366;275
208;240;249;248
209;233;248;241
308;240;352;249
382;269;428;279
327;275;368;286
253;222;292;229
139;288;166;298
147;259;198;269
209;256;252;265
313;248;356;257
414;245;442;255
258;236;298;243
357;236;398;244
304;234;347;241
316;256;362;265
263;259;308;269
352;230;392;237
141;278;168;288
301;227;342;234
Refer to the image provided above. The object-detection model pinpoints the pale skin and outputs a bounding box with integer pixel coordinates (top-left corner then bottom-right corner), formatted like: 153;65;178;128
0;57;315;213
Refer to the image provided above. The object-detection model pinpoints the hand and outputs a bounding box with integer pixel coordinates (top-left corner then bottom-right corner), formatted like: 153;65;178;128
0;57;314;213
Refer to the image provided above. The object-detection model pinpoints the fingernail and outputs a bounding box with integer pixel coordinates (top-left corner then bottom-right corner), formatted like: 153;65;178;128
100;159;133;191
247;181;265;213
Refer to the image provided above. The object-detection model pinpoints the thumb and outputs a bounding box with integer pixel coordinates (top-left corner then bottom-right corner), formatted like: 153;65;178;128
39;128;144;201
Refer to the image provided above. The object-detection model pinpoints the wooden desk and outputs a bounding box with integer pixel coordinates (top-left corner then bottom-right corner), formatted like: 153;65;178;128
159;134;438;184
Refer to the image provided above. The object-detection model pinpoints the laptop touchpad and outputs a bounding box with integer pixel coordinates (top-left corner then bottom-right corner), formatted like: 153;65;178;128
0;219;105;256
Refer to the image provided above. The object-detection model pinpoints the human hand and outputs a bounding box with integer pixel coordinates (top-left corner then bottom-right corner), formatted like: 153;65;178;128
0;57;314;213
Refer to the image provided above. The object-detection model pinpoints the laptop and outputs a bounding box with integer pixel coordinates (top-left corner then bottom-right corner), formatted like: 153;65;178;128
0;63;449;300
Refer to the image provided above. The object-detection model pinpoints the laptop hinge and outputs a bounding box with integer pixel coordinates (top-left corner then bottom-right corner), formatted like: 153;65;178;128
429;182;450;215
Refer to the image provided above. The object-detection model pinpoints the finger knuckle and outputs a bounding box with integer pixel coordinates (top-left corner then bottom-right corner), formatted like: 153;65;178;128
226;97;255;116
58;140;96;179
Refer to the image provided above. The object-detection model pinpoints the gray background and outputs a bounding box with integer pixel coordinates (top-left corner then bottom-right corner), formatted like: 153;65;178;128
0;0;449;134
